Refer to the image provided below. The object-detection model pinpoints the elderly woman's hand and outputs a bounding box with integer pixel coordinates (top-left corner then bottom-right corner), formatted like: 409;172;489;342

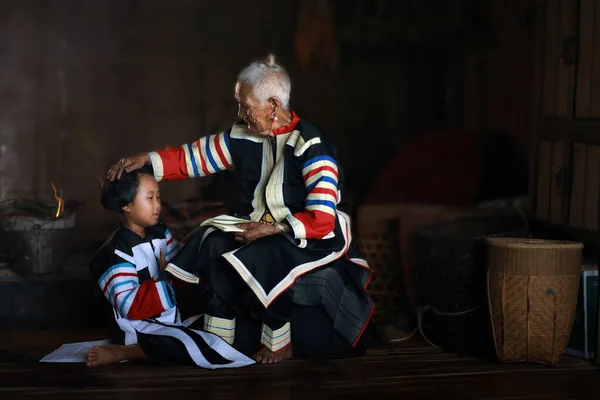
107;153;151;181
233;222;280;244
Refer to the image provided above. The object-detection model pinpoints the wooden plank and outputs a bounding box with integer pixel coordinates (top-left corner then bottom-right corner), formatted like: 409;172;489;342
569;143;587;228
562;129;574;226
596;230;600;370
530;2;545;207
564;226;600;245
584;146;600;230
538;118;600;143
597;253;600;367
536;141;553;219
0;339;597;399
556;0;575;117
0;328;596;400
576;0;595;117
542;0;560;116
591;0;600;116
533;0;545;121
549;141;566;224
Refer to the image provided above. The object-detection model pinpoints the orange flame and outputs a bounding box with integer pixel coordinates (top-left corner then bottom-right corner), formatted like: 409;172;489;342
51;182;64;218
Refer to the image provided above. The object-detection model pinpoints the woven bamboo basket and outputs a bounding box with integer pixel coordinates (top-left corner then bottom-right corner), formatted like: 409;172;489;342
486;238;583;365
356;219;406;323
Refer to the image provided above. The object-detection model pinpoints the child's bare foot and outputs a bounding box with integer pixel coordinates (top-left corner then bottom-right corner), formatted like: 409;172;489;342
86;345;123;367
86;344;146;367
252;344;292;364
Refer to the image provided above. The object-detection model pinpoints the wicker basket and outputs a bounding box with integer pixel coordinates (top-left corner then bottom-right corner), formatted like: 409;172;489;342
411;215;529;356
356;219;407;323
486;238;583;365
412;216;529;312
356;204;489;314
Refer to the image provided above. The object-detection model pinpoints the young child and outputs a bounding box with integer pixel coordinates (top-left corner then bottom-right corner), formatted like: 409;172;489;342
87;165;254;369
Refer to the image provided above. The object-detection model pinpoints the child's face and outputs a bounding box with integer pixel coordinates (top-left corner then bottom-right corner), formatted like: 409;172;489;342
123;174;161;227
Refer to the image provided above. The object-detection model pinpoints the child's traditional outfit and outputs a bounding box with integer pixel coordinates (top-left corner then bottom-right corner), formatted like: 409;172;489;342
89;223;254;369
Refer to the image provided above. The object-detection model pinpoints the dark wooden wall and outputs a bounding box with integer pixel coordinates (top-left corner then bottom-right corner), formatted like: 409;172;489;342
461;0;535;160
0;0;537;249
0;0;410;248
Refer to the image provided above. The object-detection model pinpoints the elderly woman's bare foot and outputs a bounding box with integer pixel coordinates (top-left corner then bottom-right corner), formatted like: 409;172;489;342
252;344;292;364
86;344;147;367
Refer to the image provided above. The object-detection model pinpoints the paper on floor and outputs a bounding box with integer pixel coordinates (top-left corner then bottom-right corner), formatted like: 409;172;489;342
39;339;110;363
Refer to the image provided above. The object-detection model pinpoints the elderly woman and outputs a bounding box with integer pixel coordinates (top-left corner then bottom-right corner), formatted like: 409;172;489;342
107;55;374;364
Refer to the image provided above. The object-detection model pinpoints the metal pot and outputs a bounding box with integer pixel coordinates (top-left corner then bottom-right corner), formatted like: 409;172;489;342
0;212;76;275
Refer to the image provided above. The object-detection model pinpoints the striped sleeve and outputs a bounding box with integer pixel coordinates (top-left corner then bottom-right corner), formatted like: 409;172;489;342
98;252;176;320
287;138;339;239
164;228;181;262
147;130;234;182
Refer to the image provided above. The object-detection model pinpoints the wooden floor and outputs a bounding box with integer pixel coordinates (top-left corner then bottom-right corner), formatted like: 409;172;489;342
0;329;598;400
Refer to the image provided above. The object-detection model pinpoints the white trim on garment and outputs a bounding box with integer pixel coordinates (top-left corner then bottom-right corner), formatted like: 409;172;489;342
222;211;353;308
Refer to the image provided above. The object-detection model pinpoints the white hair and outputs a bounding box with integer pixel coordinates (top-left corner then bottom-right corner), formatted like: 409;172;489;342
237;54;291;109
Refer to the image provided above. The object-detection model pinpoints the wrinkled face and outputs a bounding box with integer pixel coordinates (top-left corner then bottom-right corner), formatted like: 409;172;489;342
235;82;272;135
123;174;161;227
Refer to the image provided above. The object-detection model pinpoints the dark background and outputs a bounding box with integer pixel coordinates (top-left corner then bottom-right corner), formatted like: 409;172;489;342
0;0;535;249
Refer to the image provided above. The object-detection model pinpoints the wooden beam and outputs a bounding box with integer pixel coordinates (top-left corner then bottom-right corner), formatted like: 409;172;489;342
597;246;600;366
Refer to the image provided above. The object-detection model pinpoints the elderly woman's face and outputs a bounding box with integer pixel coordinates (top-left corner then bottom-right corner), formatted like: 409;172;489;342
235;82;271;135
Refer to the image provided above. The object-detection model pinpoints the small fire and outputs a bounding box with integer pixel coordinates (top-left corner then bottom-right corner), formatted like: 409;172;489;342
51;182;64;218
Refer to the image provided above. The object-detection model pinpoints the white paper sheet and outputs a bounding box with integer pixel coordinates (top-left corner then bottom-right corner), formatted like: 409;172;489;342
39;339;111;363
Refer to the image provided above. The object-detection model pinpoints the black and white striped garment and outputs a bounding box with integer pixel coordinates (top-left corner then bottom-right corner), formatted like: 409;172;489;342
90;223;255;369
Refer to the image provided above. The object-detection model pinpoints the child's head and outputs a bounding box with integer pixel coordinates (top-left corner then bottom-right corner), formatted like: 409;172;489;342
101;165;161;227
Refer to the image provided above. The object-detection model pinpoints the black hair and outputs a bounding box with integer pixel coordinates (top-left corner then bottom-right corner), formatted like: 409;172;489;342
100;165;155;213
